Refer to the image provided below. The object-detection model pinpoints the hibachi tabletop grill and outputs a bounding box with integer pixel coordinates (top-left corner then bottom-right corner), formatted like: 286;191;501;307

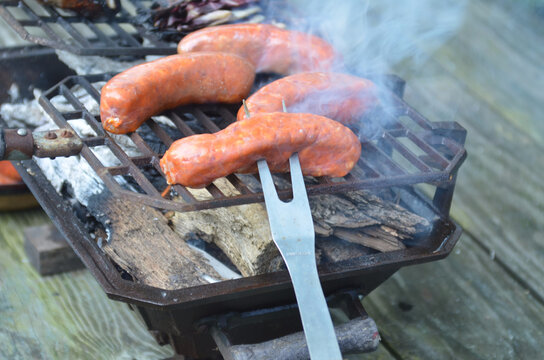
5;70;466;358
0;1;467;357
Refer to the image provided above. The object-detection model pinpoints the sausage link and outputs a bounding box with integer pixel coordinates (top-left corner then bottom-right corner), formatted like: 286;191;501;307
38;0;119;18
100;52;255;134
160;112;361;188
177;24;341;75
237;72;378;125
0;161;22;185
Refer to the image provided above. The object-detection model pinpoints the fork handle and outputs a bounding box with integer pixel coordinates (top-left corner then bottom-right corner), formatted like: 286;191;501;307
283;253;343;360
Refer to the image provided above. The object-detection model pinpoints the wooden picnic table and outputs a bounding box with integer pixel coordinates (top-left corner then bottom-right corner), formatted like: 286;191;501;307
1;0;543;358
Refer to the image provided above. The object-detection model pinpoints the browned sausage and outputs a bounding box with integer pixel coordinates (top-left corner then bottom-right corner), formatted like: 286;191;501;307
237;72;378;125
160;112;361;188
0;161;22;185
100;52;256;134
177;24;341;75
38;0;119;18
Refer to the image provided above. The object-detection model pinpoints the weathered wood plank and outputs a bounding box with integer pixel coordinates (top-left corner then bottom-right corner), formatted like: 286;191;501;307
0;209;174;359
362;233;544;359
393;42;544;300
23;224;85;276
431;2;544;143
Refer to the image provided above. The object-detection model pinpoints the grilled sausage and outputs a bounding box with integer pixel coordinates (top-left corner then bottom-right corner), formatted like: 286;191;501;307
0;161;21;185
100;52;256;134
237;72;378;124
177;24;341;75
38;0;120;18
160;112;361;188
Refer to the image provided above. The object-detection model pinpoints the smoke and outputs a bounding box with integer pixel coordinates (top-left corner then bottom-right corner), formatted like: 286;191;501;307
273;0;468;76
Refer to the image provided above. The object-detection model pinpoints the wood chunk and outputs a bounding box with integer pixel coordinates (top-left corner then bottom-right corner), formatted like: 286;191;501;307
335;228;406;253
89;195;226;290
170;179;280;277
170;202;280;277
343;191;430;235
310;194;380;233
171;180;428;276
23;224;85;276
316;237;374;263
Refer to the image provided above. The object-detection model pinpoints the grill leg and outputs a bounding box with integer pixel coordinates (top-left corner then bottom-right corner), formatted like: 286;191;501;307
432;172;459;216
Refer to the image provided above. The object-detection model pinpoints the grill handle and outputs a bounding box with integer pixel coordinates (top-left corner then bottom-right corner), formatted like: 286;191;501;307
0;128;82;160
210;317;380;360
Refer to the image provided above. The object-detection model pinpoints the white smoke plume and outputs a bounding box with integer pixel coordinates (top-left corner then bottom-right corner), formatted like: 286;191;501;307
282;0;468;75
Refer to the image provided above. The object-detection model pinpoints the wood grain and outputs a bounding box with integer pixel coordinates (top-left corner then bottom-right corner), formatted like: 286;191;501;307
362;233;544;359
392;0;544;301
96;196;226;290
0;209;174;359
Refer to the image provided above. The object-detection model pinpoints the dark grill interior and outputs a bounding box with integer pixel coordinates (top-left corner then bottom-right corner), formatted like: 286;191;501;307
38;73;466;213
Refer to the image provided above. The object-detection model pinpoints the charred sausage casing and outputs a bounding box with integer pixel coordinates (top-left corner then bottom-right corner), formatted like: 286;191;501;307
237;72;378;125
100;52;256;134
160;112;361;188
177;24;341;75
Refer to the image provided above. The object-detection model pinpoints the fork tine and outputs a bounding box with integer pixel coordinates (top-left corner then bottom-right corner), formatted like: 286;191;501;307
289;153;308;203
257;159;280;203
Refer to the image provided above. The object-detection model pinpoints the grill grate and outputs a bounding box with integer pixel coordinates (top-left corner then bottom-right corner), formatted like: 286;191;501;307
0;0;176;56
38;73;467;213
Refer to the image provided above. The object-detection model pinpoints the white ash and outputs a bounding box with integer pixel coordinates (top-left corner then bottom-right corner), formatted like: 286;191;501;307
7;83;20;102
0;89;46;129
55;49;155;75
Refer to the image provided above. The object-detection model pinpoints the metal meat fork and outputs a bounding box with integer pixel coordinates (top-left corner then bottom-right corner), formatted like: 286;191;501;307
257;154;342;360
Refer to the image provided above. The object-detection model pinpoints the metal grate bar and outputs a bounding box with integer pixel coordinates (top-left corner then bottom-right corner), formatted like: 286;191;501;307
82;111;106;137
0;0;176;56
146;119;175;146
172;184;199;204
109;22;142;47
382;132;432;173
74;76;103;104
86;22;117;47
128;132;156;158
192;108;221;133
53;15;92;47
61;110;84;120
371;106;451;170
399;103;434;130
104;137;162;197
359;140;406;178
205;183;226;199
59;83;86;110
225;174;253;195
168;111;197;137
19;2;65;44
82;136;105;147
405;131;450;169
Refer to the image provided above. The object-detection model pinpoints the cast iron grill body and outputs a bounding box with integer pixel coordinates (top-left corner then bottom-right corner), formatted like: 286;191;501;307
11;70;467;357
0;0;176;55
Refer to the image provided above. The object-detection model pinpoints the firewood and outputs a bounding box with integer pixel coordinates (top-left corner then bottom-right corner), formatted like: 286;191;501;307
170;180;429;276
